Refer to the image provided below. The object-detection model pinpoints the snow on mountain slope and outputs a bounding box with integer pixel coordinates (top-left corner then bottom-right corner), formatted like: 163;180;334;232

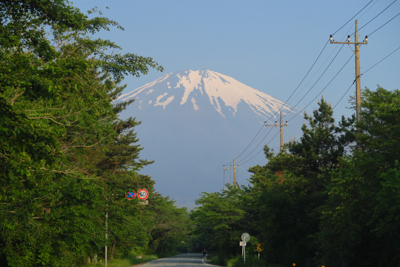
117;70;293;118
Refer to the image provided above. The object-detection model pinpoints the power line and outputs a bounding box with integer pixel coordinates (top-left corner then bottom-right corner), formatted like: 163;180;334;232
284;43;345;119
333;45;400;116
354;0;398;34
250;40;331;156
223;2;384;167
239;131;280;166
333;0;374;35
358;0;381;20
234;39;331;163
267;40;330;120
292;23;354;102
241;36;393;163
282;0;378;120
332;82;355;110
236;127;274;165
288;53;354;122
224;124;264;165
362;45;400;75
368;11;400;36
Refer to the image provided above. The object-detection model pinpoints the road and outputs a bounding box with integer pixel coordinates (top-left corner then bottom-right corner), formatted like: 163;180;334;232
140;253;217;267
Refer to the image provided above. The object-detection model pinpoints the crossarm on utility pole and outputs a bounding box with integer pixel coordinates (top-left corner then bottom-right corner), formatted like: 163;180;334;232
264;111;288;151
330;20;367;152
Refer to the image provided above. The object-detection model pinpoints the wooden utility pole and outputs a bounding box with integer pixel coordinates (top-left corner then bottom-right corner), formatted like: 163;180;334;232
223;161;239;186
264;111;288;151
233;158;236;184
330;20;368;152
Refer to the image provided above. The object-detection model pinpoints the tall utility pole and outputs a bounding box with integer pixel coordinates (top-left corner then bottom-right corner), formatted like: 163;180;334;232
264;111;288;151
105;194;125;267
233;158;236;185
223;160;239;186
330;20;368;152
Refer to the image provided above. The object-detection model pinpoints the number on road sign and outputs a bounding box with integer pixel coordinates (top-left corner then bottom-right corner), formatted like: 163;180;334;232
138;189;149;200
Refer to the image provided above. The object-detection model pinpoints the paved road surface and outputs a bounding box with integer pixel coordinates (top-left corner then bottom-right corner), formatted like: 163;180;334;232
140;253;217;267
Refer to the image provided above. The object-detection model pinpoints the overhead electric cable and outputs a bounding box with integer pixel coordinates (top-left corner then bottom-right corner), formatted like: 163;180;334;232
224;1;383;167
353;0;398;34
292;23;355;102
333;0;374;35
361;45;400;75
236;127;274;165
368;11;400;36
332;82;355;110
224;124;265;165
288;53;354;122
244;40;335;161
239;131;280;166
284;43;345;119
269;1;382;123
358;0;381;19
268;40;330;118
331;45;400;111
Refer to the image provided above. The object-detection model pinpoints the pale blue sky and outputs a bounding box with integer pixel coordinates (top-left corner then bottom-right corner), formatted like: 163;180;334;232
69;1;400;205
72;0;399;119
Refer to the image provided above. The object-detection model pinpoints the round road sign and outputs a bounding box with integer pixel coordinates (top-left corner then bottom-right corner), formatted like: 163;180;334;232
241;233;250;242
126;191;136;200
138;189;149;200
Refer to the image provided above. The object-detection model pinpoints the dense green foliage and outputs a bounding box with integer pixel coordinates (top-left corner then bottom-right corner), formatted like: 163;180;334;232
0;1;188;266
191;89;400;267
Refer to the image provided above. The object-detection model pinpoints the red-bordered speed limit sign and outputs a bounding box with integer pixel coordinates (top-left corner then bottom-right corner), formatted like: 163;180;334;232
137;189;149;200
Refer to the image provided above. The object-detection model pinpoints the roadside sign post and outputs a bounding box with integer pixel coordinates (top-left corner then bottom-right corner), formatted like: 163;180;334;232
241;233;250;264
244;242;246;263
105;190;149;267
256;243;262;259
105;194;126;267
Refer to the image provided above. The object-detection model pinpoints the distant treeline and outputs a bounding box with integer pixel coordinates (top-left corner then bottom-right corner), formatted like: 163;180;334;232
190;89;400;267
0;1;188;266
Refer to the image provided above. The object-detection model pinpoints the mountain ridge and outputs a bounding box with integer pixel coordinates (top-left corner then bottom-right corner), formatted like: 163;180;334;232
117;69;303;208
117;69;293;119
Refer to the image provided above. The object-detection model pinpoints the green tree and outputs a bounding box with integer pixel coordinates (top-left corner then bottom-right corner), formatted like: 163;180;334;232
0;1;164;266
248;98;355;266
191;184;248;262
316;87;400;266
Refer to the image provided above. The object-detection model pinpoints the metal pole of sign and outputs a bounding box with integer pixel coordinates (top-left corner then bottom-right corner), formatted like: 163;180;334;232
105;191;148;267
105;194;125;267
240;233;250;264
105;197;108;267
244;242;246;264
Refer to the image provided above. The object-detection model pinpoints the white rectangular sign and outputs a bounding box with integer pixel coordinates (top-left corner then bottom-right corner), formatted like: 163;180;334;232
240;241;246;246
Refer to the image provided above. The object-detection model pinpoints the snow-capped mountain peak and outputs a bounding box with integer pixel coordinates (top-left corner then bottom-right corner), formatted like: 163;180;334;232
117;69;292;118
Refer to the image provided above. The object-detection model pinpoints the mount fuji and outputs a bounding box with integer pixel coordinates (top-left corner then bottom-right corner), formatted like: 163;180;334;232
117;70;302;208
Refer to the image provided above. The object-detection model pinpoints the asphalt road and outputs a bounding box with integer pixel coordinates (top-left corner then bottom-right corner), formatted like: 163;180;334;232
141;253;216;267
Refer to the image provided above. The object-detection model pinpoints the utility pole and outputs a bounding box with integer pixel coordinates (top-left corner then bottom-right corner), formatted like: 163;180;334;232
105;193;126;267
264;111;288;151
330;20;368;152
223;161;239;186
233;158;236;185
